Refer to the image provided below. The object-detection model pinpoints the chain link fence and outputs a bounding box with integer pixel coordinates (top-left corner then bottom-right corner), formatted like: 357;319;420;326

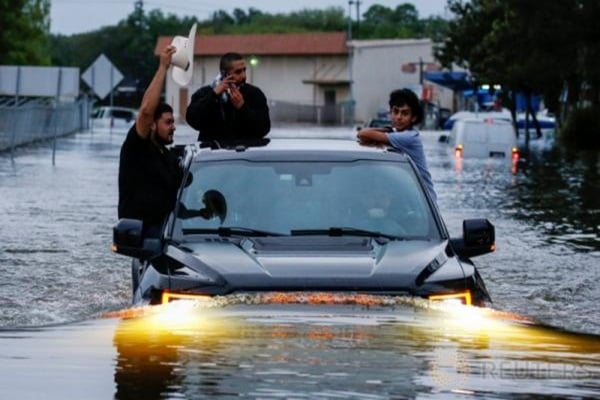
0;97;92;152
269;100;355;126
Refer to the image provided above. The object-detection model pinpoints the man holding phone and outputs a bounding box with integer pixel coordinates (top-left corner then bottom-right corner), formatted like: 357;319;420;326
186;52;271;143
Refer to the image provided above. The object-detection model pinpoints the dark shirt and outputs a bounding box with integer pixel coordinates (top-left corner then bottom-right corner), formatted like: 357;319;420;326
118;124;183;229
186;83;270;142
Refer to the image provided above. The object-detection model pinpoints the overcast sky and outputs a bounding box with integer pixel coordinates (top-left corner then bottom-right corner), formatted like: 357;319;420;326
50;0;450;35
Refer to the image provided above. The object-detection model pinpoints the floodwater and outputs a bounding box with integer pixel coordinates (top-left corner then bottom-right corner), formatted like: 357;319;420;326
0;124;599;398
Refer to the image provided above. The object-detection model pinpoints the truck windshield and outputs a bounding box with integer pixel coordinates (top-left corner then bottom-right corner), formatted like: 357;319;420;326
174;160;440;240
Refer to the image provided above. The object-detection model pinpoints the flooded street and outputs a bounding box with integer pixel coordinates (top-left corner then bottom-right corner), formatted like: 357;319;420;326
1;125;599;398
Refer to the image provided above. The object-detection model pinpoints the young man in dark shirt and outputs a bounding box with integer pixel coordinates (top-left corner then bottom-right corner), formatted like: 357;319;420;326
118;45;183;236
185;52;270;143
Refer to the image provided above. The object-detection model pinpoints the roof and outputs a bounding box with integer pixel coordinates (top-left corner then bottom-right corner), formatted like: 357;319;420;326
424;71;472;91
155;32;348;57
348;38;431;49
191;138;410;163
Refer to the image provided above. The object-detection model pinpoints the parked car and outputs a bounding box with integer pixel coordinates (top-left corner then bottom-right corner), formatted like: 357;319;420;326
113;138;494;307
441;118;519;160
91;106;137;130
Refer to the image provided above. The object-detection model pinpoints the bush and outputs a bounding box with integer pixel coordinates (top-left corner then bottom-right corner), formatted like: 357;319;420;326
561;107;600;148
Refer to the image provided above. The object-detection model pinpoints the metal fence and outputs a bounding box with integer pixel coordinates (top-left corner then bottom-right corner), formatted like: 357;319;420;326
269;100;355;126
0;97;92;152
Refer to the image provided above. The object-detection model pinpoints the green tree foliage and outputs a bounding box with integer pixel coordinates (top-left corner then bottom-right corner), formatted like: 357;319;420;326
360;4;447;39
0;0;51;65
208;7;348;34
436;0;600;132
576;0;600;107
51;9;201;94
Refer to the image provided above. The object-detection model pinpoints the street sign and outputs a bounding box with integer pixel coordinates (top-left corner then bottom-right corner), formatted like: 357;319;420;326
81;54;123;100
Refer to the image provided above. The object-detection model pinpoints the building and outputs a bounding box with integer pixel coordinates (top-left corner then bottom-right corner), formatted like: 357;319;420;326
349;38;454;124
155;32;453;125
155;32;349;124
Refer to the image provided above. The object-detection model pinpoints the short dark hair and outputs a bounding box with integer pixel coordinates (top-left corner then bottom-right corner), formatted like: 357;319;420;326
389;88;423;125
219;52;244;72
153;102;173;121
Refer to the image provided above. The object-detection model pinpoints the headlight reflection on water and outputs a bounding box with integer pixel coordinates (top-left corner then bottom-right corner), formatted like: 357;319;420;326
107;292;599;356
109;292;600;400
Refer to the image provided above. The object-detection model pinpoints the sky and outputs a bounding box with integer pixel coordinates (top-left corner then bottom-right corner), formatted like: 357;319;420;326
50;0;450;35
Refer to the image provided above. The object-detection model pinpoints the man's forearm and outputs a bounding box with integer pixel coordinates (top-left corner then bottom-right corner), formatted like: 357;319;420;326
140;65;168;119
357;128;389;144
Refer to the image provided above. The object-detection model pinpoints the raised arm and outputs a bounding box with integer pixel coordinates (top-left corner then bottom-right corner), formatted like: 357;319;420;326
135;45;176;139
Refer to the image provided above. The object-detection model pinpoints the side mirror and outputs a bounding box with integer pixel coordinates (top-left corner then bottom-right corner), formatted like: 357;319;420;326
112;218;161;260
450;219;495;258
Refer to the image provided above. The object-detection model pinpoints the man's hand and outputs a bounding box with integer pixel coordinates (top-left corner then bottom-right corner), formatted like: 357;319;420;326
213;75;236;96
228;85;244;109
159;45;176;70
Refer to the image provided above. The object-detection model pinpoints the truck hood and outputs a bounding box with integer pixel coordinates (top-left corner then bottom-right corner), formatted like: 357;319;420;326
169;236;462;292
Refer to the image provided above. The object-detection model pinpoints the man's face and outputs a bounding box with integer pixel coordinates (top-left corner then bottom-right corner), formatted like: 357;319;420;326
225;59;247;85
154;112;175;145
390;104;417;131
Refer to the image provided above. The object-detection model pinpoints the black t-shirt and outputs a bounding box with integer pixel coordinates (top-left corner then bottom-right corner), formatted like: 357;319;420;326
118;124;182;228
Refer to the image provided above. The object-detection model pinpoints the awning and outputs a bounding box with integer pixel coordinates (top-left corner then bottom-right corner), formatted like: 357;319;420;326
423;71;472;91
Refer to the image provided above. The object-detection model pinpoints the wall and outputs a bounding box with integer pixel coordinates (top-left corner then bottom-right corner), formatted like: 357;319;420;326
164;39;455;126
165;54;351;123
351;39;431;122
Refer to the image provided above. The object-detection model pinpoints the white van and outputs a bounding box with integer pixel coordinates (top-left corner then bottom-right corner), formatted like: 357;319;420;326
444;118;519;159
91;106;137;131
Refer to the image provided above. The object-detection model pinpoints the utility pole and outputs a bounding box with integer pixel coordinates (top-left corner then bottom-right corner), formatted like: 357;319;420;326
355;0;361;39
347;1;354;40
134;0;144;28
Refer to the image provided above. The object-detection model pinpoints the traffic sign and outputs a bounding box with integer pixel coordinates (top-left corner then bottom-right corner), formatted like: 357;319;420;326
82;54;124;100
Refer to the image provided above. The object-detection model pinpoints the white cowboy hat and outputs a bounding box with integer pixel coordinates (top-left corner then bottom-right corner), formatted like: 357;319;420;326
170;23;197;86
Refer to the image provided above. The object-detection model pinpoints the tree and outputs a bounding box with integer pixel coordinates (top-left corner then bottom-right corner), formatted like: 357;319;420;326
436;0;579;142
360;3;446;40
0;0;51;65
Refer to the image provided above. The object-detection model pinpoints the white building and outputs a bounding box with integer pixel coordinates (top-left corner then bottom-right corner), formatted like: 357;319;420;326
349;39;454;122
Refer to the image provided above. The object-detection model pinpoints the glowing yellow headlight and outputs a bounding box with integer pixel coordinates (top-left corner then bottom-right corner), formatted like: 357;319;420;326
161;291;212;304
429;291;472;306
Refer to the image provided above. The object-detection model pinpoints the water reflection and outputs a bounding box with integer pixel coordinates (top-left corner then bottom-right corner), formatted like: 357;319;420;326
511;146;599;251
110;301;600;399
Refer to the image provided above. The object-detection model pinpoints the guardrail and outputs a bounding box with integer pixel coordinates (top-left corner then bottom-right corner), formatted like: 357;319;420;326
0;98;92;154
269;100;354;126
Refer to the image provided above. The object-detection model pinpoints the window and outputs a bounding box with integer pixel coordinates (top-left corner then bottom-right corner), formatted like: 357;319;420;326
176;160;440;240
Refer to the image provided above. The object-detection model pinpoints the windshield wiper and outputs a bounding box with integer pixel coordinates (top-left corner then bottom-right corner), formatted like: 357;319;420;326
182;227;288;237
290;227;403;241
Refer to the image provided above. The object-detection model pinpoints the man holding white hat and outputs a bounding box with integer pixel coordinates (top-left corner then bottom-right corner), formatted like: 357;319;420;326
185;52;271;143
118;45;183;237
